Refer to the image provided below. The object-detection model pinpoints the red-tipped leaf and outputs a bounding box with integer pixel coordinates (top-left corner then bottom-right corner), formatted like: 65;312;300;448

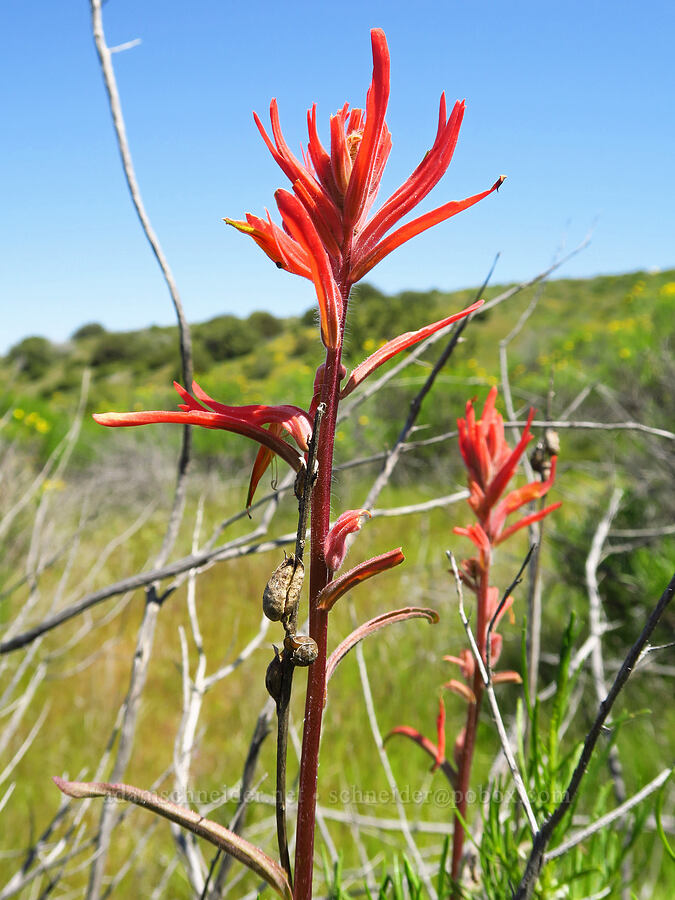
340;300;484;398
316;548;405;611
326;606;439;682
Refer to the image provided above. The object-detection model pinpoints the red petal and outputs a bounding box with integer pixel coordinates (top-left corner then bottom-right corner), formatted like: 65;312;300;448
492;670;523;685
256;102;343;247
306;104;339;201
443;679;477;705
246;423;283;510
435;696;446;770
483;407;535;510
330;112;352;196
340;300;483;398
384;728;458;785
350;177;505;282
493;455;559;524
275;189;342;348
190;382;312;450
343;29;391;228
94;410;304;473
443;648;475;680
494;500;562;545
453;523;491;558
357;96;465;252
53;777;293;900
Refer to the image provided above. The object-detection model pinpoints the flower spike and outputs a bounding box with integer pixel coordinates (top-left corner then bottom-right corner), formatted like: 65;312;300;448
228;29;503;348
454;387;561;546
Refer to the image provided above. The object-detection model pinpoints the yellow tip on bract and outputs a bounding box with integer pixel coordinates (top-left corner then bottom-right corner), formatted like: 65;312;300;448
223;218;254;233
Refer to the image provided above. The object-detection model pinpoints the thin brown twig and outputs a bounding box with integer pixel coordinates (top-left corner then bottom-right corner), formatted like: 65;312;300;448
585;488;631;898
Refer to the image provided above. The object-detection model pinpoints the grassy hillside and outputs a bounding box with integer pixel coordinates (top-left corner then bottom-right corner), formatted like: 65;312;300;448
4;267;674;460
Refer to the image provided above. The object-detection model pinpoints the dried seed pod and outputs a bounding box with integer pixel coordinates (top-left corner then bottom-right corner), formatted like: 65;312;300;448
262;556;304;621
265;648;285;702
529;440;546;476
284;633;318;667
544;428;560;456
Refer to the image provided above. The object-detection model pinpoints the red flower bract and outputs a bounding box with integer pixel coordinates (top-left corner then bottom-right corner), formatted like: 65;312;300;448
93;381;309;478
226;28;504;348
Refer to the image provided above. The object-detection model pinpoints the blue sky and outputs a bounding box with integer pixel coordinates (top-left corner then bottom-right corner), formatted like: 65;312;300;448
2;0;673;352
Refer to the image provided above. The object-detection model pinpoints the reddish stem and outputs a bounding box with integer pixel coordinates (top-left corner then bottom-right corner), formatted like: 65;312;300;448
450;567;490;890
293;341;344;899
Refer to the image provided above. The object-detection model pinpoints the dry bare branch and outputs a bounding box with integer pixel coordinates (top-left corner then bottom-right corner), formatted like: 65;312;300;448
448;553;539;837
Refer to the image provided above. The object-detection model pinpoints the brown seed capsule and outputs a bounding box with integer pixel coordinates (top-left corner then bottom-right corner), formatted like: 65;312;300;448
262;556;304;622
265;648;285;703
544;428;560;456
284;633;318;667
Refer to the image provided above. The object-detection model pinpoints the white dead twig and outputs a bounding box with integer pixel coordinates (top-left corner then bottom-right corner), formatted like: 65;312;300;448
448;553;539;837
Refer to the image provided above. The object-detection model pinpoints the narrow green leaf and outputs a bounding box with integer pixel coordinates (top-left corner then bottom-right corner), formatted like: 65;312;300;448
436;835;449;896
549;614;575;776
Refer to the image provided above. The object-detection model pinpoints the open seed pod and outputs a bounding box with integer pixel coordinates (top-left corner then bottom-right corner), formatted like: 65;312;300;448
284;633;318;667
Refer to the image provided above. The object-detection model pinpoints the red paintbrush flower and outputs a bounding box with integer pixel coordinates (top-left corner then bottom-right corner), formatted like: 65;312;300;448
226;28;503;348
454;386;561;549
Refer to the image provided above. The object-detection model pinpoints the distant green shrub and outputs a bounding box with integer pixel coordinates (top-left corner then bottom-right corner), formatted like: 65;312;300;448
196;315;256;361
71;322;106;341
89;327;178;372
7;336;58;378
90;332;139;367
299;307;317;328
291;330;319;359
247;310;281;339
